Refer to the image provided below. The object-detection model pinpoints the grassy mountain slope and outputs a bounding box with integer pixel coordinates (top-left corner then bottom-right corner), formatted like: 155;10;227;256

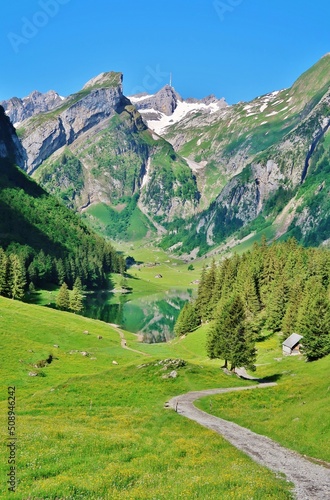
167;54;330;182
0;297;295;499
0;155;124;290
161;56;330;256
27;89;199;234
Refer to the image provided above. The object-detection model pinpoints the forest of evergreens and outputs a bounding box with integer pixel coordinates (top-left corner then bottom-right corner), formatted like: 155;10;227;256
0;158;125;297
175;237;330;364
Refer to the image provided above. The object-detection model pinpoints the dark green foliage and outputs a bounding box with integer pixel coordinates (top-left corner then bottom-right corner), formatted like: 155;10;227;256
37;152;84;208
0;158;125;295
263;186;295;217
207;295;256;371
297;279;330;361
70;277;84;313
176;237;330;361
174;301;199;336
56;282;70;311
6;254;26;300
265;277;288;332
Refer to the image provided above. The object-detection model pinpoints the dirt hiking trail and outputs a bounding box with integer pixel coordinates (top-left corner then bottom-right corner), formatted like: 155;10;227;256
167;384;330;500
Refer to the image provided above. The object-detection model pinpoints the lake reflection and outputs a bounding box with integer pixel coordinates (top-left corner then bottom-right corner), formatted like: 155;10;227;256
84;289;194;343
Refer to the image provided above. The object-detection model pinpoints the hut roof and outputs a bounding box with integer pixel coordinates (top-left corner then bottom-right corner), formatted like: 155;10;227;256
282;333;303;349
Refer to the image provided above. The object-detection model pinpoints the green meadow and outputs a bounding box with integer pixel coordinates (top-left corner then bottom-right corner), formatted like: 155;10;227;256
0;297;296;499
197;335;330;463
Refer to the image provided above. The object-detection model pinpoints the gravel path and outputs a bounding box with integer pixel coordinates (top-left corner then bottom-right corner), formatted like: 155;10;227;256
167;384;330;500
109;323;150;356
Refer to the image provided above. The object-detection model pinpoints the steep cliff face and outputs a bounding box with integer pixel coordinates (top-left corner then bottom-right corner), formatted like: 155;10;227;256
1;90;63;126
19;73;124;173
159;55;330;255
0;106;26;167
14;76;200;227
131;85;182;116
6;56;330;250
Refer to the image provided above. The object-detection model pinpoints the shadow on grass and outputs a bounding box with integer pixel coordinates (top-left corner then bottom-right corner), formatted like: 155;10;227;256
257;373;283;383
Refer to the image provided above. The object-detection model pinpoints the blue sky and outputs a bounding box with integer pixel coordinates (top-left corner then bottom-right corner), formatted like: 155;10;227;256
1;0;330;104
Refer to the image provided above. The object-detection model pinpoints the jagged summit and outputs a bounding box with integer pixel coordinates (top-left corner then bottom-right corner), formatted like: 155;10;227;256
129;85;228;134
82;72;123;91
130;84;183;116
1;90;64;126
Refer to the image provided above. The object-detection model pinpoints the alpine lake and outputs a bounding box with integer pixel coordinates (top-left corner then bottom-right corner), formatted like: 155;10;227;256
84;288;194;343
32;246;203;343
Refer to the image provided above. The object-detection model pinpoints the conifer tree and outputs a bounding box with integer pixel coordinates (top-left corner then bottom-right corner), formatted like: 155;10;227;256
207;298;232;368
70;278;84;313
55;258;66;285
207;295;256;371
7;254;26;300
297;280;330;361
0;248;7;296
195;265;209;321
238;267;260;320
204;259;218;320
265;276;287;332
56;282;70;311
281;277;304;337
174;301;199;336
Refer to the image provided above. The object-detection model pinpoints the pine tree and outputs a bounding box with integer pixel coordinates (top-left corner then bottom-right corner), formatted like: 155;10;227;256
207;295;256;371
297;281;330;361
195;266;209;321
265;276;287;332
238;267;260;320
70;278;84;313
56;282;70;311
55;258;66;285
0;248;7;296
7;254;26;300
207;299;232;368
281;277;304;337
174;302;199;336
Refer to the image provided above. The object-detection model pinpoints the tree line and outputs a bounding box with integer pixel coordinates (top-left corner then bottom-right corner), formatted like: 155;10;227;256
0;157;126;299
175;237;330;365
0;241;124;301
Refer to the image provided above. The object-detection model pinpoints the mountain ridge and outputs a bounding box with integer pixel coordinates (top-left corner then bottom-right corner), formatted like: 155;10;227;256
3;55;330;254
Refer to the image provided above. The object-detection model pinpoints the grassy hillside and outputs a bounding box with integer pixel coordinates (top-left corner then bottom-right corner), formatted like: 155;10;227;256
0;298;294;499
197;335;330;463
0;157;124;291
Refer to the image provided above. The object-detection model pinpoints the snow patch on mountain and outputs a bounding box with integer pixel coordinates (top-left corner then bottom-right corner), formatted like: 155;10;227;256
142;99;224;135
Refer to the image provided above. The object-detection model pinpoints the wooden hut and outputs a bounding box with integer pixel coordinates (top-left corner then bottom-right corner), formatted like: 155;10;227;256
282;333;303;355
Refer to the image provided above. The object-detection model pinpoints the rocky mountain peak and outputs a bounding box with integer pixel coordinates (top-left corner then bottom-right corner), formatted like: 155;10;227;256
186;94;227;107
130;85;228;135
17;74;125;174
130;84;183;116
1;90;64;126
82;72;123;91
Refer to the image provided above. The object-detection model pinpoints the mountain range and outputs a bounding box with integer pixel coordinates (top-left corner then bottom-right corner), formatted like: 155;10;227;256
2;54;330;255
